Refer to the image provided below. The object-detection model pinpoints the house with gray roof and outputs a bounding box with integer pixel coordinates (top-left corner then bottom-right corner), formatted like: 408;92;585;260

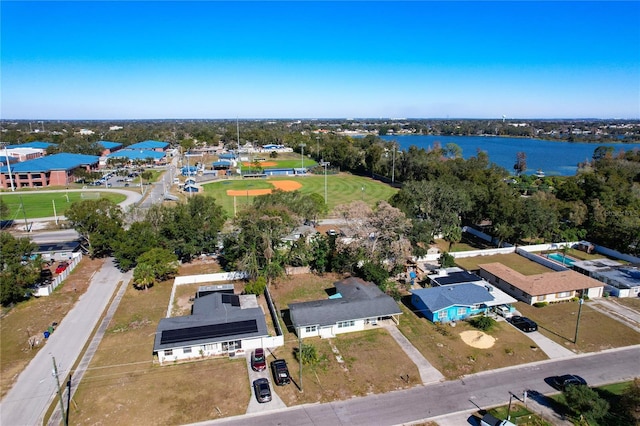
411;284;497;323
572;259;640;298
153;292;269;365
288;277;402;339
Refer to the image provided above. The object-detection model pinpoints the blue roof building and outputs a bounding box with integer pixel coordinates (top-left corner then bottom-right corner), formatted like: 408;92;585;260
97;140;123;151
106;149;166;163
127;140;170;151
218;153;237;160
0;153;100;189
411;284;495;323
6;141;57;150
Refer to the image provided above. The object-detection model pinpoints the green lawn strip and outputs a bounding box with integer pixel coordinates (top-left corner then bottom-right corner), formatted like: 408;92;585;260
486;404;552;426
548;381;635;425
0;191;126;219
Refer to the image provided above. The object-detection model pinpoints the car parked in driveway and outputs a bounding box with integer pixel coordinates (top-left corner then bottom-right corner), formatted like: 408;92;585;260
270;359;291;386
252;378;272;403
548;374;587;390
55;262;69;274
251;348;266;372
508;315;538;332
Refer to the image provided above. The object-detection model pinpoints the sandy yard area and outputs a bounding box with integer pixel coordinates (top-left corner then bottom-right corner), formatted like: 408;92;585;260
459;330;496;349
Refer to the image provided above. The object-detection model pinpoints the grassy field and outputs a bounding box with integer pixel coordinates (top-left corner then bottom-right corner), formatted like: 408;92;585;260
455;253;554;275
202;173;399;217
0;191;127;219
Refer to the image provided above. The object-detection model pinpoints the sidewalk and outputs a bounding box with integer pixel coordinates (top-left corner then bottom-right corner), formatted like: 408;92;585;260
384;325;444;384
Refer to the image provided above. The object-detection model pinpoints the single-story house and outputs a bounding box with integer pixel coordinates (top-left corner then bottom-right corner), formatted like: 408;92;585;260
572;259;640;298
35;240;83;262
288;277;402;339
411;282;513;323
478;262;604;304
153;292;269;364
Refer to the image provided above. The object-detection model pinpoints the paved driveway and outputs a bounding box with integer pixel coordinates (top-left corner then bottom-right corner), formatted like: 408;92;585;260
244;350;287;414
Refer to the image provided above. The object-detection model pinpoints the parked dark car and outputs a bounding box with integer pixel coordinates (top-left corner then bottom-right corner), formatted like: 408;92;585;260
251;348;266;372
252;378;272;403
270;359;291;386
548;374;587;390
509;315;538;332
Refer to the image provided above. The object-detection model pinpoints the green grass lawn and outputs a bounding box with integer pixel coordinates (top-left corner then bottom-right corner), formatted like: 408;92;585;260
202;173;399;217
0;191;127;219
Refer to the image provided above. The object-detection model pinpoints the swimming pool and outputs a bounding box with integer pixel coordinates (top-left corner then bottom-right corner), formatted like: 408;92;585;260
548;252;576;266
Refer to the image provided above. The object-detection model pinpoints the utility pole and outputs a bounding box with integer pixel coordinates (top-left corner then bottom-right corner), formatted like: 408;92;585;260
298;328;303;392
4;147;15;191
51;355;68;426
391;141;396;184
574;297;584;344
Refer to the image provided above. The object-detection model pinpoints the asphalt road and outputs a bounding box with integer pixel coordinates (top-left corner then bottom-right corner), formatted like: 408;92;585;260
196;345;640;426
0;258;125;426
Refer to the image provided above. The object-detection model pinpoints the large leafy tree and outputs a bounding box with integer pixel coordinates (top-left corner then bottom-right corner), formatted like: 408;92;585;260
65;199;124;257
0;232;40;305
132;248;178;290
563;384;609;423
155;195;226;261
223;205;296;284
112;221;159;271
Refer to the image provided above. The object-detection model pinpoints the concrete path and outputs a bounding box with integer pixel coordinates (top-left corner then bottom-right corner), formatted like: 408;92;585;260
46;268;133;426
244;351;287;414
384;325;445;384
590;298;640;333
0;258;124;426
520;330;576;359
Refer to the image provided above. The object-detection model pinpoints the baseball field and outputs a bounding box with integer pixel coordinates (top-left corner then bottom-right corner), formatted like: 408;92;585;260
202;173;399;217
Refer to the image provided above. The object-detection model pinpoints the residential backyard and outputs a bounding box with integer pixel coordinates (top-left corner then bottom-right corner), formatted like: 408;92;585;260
454;253;555;275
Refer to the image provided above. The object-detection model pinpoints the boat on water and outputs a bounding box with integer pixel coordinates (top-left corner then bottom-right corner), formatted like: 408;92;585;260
535;169;545;178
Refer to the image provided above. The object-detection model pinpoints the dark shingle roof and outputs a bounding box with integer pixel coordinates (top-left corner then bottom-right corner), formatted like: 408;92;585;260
432;271;483;286
289;277;401;327
153;292;268;351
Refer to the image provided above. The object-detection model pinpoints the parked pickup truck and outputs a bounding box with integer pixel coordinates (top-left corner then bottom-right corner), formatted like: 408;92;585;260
270;359;291;386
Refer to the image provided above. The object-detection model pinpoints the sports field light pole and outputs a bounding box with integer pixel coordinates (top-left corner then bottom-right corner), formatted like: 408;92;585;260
574;297;584;344
299;143;306;170
323;161;330;204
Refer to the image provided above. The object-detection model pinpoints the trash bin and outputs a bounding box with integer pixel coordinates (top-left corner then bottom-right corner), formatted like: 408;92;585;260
44;331;50;339
47;326;54;335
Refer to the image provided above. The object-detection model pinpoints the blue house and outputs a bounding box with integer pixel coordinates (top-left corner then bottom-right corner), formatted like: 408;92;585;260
411;284;495;323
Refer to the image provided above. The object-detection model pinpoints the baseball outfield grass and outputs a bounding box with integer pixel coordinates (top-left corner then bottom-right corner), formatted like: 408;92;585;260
202;172;399;217
0;191;127;220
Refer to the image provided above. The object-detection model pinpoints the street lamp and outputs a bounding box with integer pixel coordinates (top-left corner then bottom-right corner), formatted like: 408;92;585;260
574;297;584;344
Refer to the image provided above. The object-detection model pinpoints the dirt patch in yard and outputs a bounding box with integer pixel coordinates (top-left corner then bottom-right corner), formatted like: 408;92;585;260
460;330;496;349
226;180;302;196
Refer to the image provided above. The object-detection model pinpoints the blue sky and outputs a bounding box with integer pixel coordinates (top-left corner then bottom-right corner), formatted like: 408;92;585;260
2;1;639;120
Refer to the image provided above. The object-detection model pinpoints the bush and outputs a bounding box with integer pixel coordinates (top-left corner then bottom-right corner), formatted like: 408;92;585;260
244;276;267;295
469;316;495;331
533;301;548;308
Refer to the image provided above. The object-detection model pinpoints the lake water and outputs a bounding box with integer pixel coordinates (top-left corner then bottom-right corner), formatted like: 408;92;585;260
379;135;640;176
